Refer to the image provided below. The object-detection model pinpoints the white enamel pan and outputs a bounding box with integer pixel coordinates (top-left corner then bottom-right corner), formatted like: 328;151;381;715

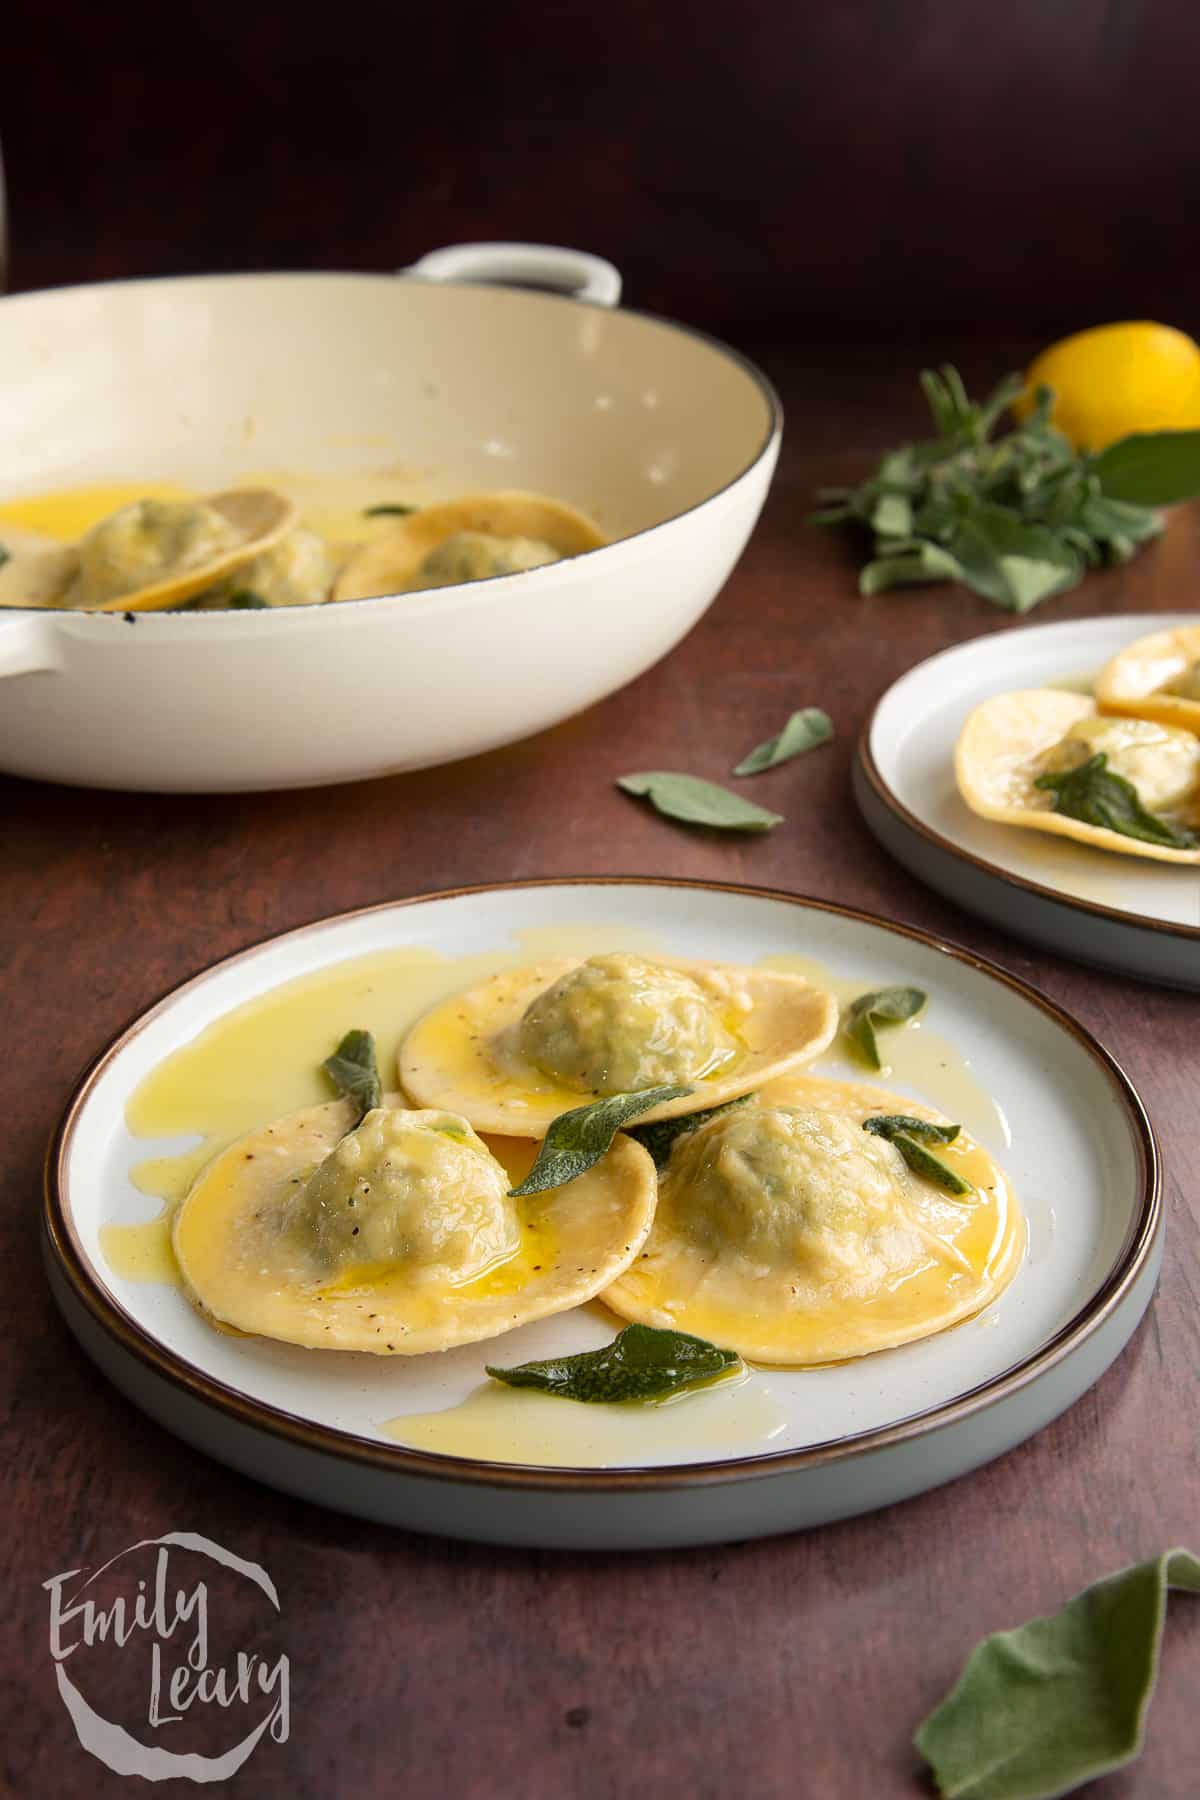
0;243;780;792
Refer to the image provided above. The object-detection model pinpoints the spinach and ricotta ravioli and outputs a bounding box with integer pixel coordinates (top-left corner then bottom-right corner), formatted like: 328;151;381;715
173;1097;656;1353
603;1074;1024;1365
398;952;839;1138
332;489;605;601
955;688;1200;863
64;488;297;612
1093;622;1200;736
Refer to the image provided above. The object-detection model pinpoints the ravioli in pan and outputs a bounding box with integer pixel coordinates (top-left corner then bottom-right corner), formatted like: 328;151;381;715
398;952;839;1138
173;1095;656;1354
603;1074;1023;1365
955;688;1200;862
1093;621;1200;736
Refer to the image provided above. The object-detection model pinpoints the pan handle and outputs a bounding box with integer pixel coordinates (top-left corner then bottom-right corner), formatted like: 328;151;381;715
404;242;621;309
0;612;58;678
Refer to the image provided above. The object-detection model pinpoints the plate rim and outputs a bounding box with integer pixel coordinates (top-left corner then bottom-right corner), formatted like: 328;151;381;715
858;612;1200;944
43;875;1161;1495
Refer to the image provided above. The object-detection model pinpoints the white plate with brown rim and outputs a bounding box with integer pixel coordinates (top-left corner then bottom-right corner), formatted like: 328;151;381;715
854;613;1200;989
43;879;1160;1550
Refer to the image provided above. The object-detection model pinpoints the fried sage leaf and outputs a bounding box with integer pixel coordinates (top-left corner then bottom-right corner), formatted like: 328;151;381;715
509;1085;691;1197
629;1094;752;1170
1034;752;1198;849
487;1322;740;1404
915;1548;1200;1800
617;771;783;832
362;503;418;517
733;707;834;776
322;1028;383;1121
862;1114;970;1196
844;987;927;1070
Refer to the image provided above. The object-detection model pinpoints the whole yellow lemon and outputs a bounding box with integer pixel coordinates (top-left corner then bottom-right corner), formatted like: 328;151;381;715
1018;321;1200;450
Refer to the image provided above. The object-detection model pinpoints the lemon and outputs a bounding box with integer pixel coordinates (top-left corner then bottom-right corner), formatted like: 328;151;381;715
1017;321;1200;450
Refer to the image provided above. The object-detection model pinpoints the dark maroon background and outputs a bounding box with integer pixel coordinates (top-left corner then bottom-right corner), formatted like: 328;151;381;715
6;0;1200;341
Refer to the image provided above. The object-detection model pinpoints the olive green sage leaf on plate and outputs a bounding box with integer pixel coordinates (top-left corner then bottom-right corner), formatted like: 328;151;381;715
861;1114;970;1196
362;503;418;517
629;1094;752;1170
1092;429;1200;506
915;1548;1200;1800
487;1322;740;1404
616;771;783;832
844;987;926;1070
1035;753;1198;849
322;1028;383;1121
733;707;834;775
509;1085;692;1197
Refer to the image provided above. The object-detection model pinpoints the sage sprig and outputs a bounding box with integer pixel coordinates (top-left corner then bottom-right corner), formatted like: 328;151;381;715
844;987;926;1069
734;708;833;775
617;771;782;833
509;1085;691;1197
487;1322;740;1403
1035;753;1198;849
915;1548;1200;1799
862;1114;971;1196
629;1094;751;1170
322;1028;383;1121
814;366;1200;611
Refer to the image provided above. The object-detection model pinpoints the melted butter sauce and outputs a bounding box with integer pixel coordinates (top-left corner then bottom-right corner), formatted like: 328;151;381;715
107;920;1018;1464
758;953;1009;1147
383;1366;788;1469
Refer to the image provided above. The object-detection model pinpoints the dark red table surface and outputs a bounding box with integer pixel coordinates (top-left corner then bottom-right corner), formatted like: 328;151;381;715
2;343;1196;1798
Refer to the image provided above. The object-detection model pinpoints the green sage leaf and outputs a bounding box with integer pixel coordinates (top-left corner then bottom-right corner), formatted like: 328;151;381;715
629;1094;752;1170
363;503;418;517
616;771;782;833
1093;429;1200;505
0;543;9;569
733;707;833;776
487;1322;740;1404
1034;752;1197;849
915;1548;1200;1800
861;1115;970;1195
859;543;963;595
322;1028;382;1121
844;987;926;1070
871;491;913;537
509;1085;691;1197
226;589;270;610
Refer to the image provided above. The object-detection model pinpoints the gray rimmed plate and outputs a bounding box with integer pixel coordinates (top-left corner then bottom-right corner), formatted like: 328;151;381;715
43;879;1160;1550
854;613;1200;988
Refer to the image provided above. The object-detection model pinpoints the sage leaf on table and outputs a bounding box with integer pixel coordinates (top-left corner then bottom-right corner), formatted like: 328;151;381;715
844;986;926;1070
617;771;783;833
915;1548;1200;1800
509;1085;691;1197
1090;430;1200;506
629;1094;752;1170
1035;753;1198;849
733;707;834;775
362;503;418;517
862;1114;970;1196
814;366;1200;612
487;1323;740;1404
322;1028;383;1121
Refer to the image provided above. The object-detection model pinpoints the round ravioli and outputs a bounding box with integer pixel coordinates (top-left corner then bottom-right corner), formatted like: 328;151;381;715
173;1096;656;1354
68;488;298;613
333;490;605;600
603;1073;1024;1365
398;953;839;1138
955;688;1200;863
1094;622;1200;734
